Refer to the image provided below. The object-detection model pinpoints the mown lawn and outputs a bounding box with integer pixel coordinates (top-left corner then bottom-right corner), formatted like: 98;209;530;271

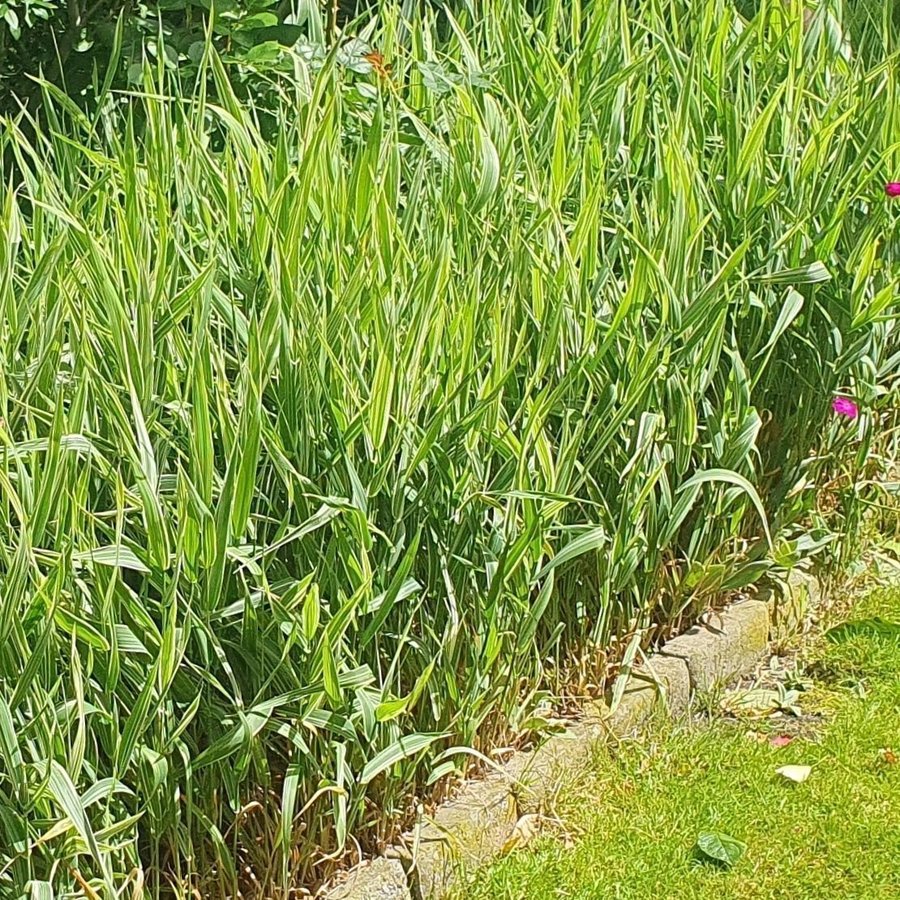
455;586;900;899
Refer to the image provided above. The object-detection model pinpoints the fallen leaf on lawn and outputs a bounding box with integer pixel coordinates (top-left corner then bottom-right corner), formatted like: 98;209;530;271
878;748;897;766
745;730;767;743
770;734;794;748
694;831;747;868
501;814;542;854
776;764;811;783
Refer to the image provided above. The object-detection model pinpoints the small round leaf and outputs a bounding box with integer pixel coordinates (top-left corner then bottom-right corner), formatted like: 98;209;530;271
695;831;747;868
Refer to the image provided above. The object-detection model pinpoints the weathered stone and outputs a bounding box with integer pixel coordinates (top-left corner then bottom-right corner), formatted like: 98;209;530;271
600;654;691;736
379;601;776;896
405;772;516;898
406;839;452;900
501;718;605;814
659;600;769;691
766;570;817;642
323;857;411;900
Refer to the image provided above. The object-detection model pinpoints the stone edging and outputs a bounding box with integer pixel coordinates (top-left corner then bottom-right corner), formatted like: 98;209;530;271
322;570;820;900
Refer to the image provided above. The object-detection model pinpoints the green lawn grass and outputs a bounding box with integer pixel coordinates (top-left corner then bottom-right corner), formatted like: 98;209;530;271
455;587;900;899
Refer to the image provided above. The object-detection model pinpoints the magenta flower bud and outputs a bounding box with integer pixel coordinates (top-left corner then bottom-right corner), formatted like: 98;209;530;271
832;397;859;419
886;182;900;197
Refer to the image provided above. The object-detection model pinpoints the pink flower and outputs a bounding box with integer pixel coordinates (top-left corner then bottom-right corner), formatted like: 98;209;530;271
886;182;900;197
832;397;859;419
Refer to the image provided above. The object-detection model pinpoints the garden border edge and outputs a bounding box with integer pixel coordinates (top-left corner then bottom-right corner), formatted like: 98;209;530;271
321;569;820;900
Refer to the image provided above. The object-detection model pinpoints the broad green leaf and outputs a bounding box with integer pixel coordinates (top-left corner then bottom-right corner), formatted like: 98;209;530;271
72;545;150;573
321;637;342;708
534;526;607;582
29;883;54;900
360;733;446;785
46;762;116;895
0;697;25;801
753;289;804;360
677;469;771;547
280;763;301;890
754;262;832;285
695;831;747;867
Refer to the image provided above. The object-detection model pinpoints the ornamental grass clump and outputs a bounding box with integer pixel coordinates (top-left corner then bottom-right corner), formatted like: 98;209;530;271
0;0;897;896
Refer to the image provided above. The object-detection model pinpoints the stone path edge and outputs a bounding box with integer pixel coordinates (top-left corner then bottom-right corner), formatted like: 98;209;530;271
321;570;819;900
